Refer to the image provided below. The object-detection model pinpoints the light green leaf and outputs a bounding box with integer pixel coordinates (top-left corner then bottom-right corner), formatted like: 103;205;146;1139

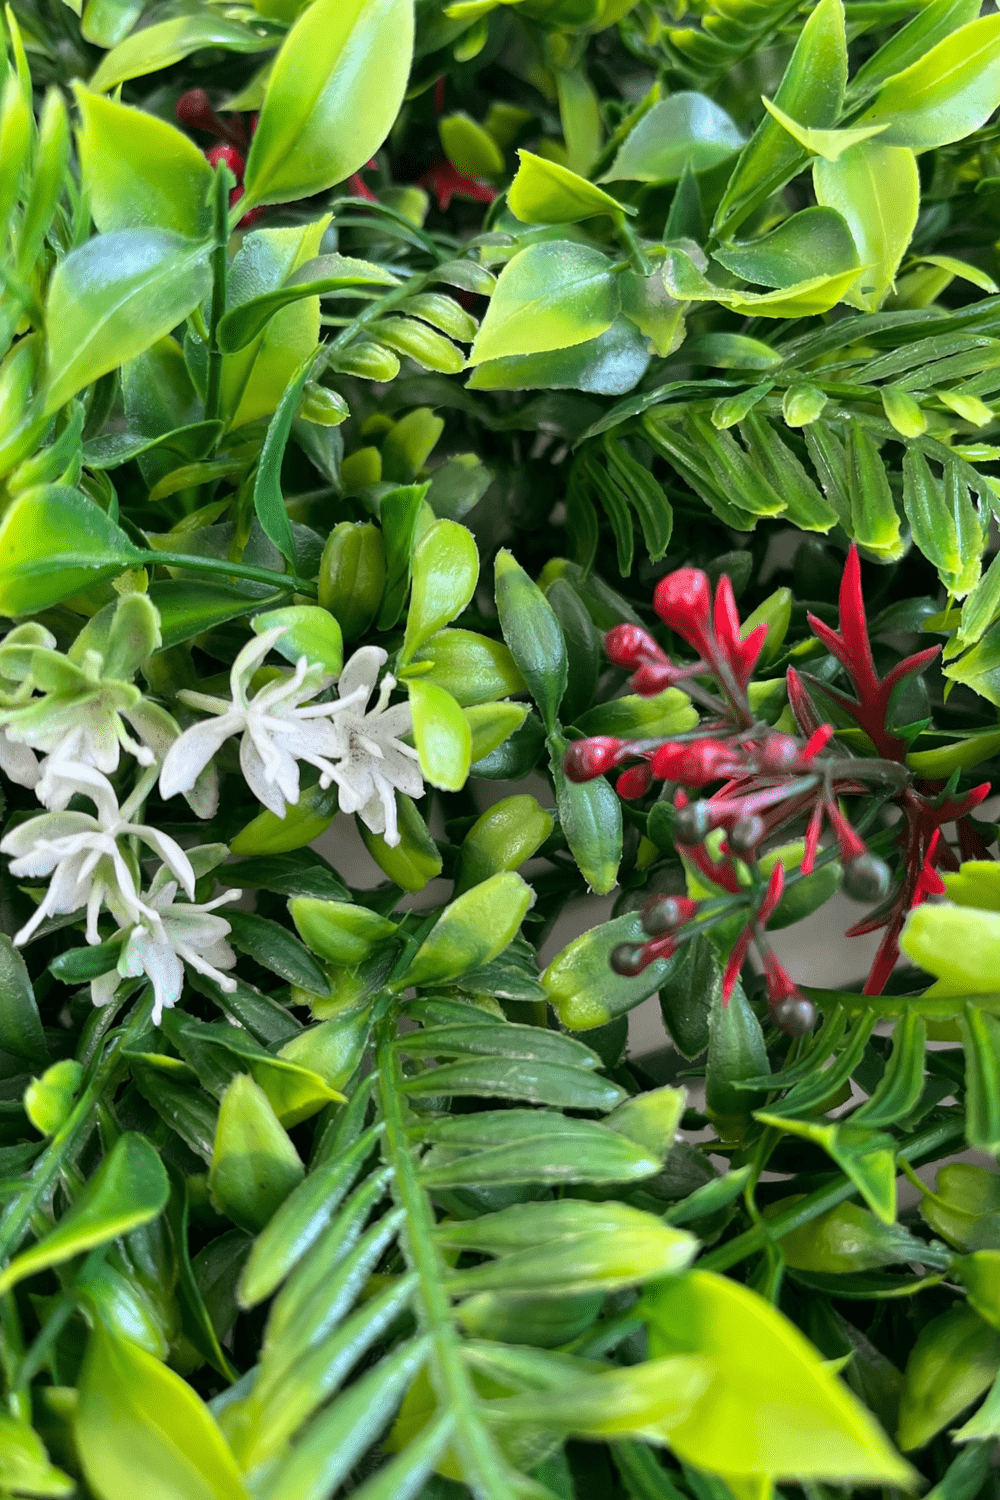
440;111;504;178
251;605;343;675
814;142;919;310
77;1324;249;1500
45;229;211;414
543;912;672;1030
0;1135;169;1297
601;93;745;184
761;98;887;161
74;85;214;239
900;901;1000;996
643;1271;918;1485
509;149;630;223
290;897;398;967
217;253;400;354
241;0;414;213
89;14;276;92
897;1305;1000;1450
209;1074;304;1233
713;206;859;289
0;486;144;615
399;519;479;667
408;677;472;791
469;241;621;364
663;246;860;318
858;14;1000;151
0;1411;72;1498
402;871;535;988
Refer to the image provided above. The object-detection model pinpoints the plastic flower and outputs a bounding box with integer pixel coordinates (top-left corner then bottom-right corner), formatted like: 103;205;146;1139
320;645;423;847
0;762;196;947
159;627;366;819
0;595;174;793
92;868;241;1025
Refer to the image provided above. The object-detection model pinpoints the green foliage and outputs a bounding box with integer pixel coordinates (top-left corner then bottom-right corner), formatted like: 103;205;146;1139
2;0;1000;1496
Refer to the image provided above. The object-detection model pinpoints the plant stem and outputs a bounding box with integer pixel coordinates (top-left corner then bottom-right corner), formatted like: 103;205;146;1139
137;549;313;597
700;1116;965;1272
204;167;231;432
375;1017;519;1500
617;215;651;277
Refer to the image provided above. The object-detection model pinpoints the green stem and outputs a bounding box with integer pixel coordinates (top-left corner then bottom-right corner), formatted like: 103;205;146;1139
616;215;651;277
375;1017;518;1500
204;168;231;431
138;549;314;598
699;1116;964;1273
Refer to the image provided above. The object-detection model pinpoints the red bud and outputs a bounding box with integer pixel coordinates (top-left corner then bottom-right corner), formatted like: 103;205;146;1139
176;88;220;134
653;568;711;641
206;144;245;178
616;762;653;800
563;737;625;783
605;623;659;670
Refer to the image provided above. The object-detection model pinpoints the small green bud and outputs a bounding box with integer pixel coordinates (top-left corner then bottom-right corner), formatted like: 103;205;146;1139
318;522;386;639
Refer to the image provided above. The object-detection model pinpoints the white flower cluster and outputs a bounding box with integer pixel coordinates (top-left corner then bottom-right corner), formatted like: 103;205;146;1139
0;600;423;1024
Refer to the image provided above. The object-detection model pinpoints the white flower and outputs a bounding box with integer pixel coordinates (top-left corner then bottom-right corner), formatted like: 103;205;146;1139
0;762;196;947
92;870;241;1025
0;725;39;790
159;628;366;819
320;646;423;847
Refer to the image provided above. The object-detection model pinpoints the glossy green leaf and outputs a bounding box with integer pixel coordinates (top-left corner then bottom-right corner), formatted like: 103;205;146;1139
813;142;919;311
601;93;745;183
253;354;316;567
848;424;904;561
440;111;504;177
469;241;621;364
858;15;1000;151
77;1324;250;1500
491;1357;712;1441
359;795;443;893
713;206;858;290
0;486;143;615
0;934;46;1065
45;229;212;414
319;521;386;639
251;604;343;676
713;0;848;238
705;982;769;1142
509;149;628;223
0;1134;169;1296
663;246;860;318
455;794;554;894
494;548;567;733
551;739;623;895
409;628;526;706
759;99;887;161
89;15;276;91
408;677;472;791
226;911;328;992
230;782;337;856
544;911;672;1030
377;483;427;630
897;1304;1000;1450
402;871;535;988
399;519;479;667
218;254;399;354
74;85;214;239
241;0;414;213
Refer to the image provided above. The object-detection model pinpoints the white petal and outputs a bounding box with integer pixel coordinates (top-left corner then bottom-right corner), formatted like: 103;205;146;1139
337;646;387;707
239;732;289;817
90;969;121;1010
0;729;39;789
160;712;243;800
231;626;286;702
133;825;196;900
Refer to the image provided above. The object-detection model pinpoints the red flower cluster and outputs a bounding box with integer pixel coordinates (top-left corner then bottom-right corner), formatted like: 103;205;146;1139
565;547;991;1030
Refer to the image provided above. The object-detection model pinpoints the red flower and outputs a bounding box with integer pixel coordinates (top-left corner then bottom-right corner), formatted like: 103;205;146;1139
418;161;498;212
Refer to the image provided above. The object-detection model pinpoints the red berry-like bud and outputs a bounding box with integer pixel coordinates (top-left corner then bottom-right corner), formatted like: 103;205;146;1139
176;89;219;134
650;743;687;780
206;144;245;178
610;942;652;976
616;762;653;800
642;895;698;936
653;568;711;640
728;814;765;856
563;737;624;783
605;623;659;670
630;662;681;696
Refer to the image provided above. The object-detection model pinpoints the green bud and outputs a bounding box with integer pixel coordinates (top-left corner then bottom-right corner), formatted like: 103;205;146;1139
298;382;349;427
290;898;398;969
277;1012;371;1092
455;794;554;894
328;342;401;382
24;1060;83;1137
382;407;444;484
359;793;443;893
318;522;386;640
231;781;337;856
782;383;827;427
209;1075;304;1234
